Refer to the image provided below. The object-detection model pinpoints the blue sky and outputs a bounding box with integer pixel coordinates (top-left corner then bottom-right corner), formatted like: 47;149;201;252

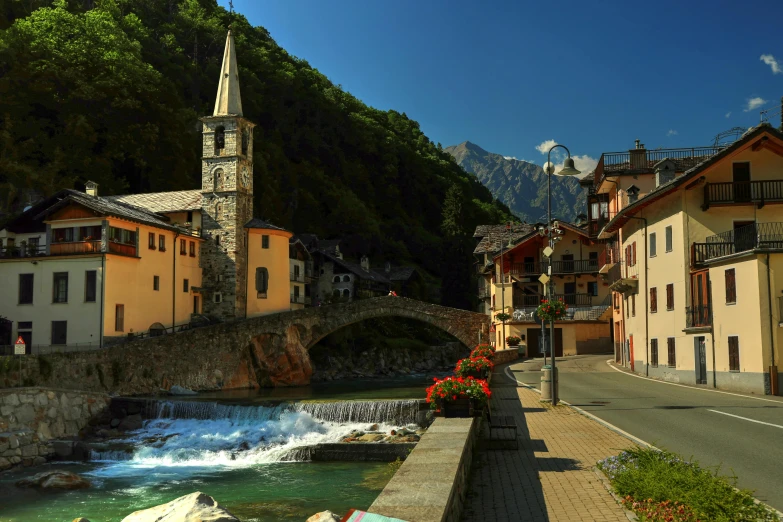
222;0;783;171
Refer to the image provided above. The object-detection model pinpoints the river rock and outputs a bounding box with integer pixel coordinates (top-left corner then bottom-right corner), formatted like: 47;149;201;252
118;414;143;431
121;492;239;522
307;511;341;522
357;434;384;442
15;470;91;490
169;385;198;396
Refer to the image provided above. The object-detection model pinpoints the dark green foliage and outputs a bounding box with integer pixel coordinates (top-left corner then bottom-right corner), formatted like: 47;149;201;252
0;0;512;308
598;447;778;522
95;363;105;387
111;359;123;384
86;364;93;377
37;356;52;380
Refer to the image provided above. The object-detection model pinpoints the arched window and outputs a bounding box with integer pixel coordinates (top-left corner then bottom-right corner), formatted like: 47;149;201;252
214;126;225;155
320;268;325;275
214;168;224;191
342;275;350;282
343;289;350;297
241;129;249;156
333;276;340;283
333;289;341;296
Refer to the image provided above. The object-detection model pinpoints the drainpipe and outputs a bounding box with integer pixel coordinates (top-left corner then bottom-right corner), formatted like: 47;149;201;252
708;278;717;388
245;228;250;318
625;215;649;376
172;231;180;331
767;253;777;394
99;253;106;348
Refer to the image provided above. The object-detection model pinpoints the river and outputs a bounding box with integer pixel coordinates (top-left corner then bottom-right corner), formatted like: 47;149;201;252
0;375;437;521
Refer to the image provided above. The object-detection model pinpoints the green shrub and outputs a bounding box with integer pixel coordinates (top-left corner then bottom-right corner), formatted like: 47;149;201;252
38;356;52;380
598;447;777;521
96;364;105;387
111;360;123;384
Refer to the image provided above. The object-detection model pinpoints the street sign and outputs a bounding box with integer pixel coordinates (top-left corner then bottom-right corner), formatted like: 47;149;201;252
538;273;550;285
543;246;554;258
14;336;26;355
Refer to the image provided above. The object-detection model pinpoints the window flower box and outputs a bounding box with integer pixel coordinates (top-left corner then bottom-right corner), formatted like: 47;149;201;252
426;376;491;418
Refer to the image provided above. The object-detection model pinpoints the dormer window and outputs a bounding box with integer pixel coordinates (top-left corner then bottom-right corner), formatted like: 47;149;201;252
627;185;641;204
214;126;225;155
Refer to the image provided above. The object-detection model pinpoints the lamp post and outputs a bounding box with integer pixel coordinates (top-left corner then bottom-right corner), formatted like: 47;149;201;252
544;145;581;406
497;222;511;351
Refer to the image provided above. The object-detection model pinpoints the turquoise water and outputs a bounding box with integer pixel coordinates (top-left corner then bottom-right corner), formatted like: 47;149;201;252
0;461;391;522
0;380;432;522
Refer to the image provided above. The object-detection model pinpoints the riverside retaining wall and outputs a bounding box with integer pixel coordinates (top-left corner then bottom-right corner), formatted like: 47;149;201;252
0;387;110;472
369;417;480;522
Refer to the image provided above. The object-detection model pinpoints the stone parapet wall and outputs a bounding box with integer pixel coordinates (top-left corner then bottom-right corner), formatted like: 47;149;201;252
0;388;110;472
369;417;480;522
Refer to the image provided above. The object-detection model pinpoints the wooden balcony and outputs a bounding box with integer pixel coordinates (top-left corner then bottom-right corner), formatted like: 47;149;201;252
551;259;600;274
691;222;783;266
107;241;137;257
50;240;102;256
606;260;639;294
510;262;541;277
598;244;620;274
702;180;783;209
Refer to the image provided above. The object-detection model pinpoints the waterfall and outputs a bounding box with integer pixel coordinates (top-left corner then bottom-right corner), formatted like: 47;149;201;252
84;398;422;476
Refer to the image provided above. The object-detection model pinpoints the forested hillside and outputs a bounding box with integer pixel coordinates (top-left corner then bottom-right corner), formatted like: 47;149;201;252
0;0;512;307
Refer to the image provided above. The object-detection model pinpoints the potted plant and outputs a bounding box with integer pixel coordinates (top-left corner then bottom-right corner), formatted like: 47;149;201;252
426;376;491;417
536;299;568;322
455;356;494;380
495;312;511;322
471;344;495;359
506;336;522;347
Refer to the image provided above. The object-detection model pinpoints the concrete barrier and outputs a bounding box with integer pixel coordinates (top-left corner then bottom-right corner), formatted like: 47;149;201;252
368;417;480;522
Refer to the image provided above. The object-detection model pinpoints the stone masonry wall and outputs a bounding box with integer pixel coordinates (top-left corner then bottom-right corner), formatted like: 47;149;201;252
0;297;488;396
0;388;110;472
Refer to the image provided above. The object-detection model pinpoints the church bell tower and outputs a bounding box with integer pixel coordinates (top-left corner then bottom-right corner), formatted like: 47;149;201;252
200;28;255;320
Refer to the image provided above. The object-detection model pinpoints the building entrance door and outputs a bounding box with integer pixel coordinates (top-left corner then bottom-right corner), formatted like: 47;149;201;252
694;337;707;384
733;162;751;202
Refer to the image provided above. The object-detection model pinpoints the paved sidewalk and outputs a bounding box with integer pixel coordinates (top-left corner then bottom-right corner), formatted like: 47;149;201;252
461;374;634;522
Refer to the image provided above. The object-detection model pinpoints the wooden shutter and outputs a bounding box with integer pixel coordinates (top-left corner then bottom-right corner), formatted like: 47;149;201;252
632;242;637;266
728;336;740;371
650;288;657;313
666;284;674;310
650;339;658;366
667;337;676;367
631;294;636;316
115;305;124;332
725;269;736;303
255;267;269;294
650;233;656;257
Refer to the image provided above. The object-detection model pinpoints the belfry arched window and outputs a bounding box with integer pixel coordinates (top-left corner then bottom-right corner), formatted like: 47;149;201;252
214;126;225;155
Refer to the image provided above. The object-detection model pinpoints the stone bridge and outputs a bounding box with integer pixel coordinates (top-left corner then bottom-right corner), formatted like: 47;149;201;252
19;297;489;395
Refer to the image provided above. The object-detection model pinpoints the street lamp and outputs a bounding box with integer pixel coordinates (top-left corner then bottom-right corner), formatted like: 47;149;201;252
497;222;512;351
544;146;581;406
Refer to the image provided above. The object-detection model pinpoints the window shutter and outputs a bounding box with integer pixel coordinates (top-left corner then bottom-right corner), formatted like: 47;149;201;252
632;242;637;266
650;288;657;313
725;269;736;303
650;233;656;257
255;267;269;293
666;226;673;251
666;284;674;310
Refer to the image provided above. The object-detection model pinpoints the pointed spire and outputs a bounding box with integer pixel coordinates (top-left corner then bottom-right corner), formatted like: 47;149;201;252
213;28;243;117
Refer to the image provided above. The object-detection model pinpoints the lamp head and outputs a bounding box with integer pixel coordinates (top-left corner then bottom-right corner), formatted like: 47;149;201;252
543;161;556;175
557;157;582;176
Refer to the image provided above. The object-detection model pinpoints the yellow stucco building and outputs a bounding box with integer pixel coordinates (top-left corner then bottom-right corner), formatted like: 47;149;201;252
475;222;613;356
586;125;783;395
0;30;294;351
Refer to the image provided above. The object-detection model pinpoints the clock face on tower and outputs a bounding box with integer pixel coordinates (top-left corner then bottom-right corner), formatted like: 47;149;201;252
241;166;250;188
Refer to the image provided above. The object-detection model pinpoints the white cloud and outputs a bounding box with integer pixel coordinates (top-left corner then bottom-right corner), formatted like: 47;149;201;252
744;97;767;112
503;155;518;161
535;139;558;155
760;54;782;74
571;155;598;178
666;129;678;137
725;112;732;118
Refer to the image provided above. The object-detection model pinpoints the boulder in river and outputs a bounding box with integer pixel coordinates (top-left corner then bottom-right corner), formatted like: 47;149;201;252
169;385;198;396
15;470;91;490
121;492;239;522
306;511;341;522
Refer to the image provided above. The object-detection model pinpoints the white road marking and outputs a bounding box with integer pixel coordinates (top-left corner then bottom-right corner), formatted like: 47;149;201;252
708;409;783;429
604;359;783;404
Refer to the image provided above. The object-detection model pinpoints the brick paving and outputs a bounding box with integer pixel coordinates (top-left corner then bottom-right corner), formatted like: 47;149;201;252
461;381;634;521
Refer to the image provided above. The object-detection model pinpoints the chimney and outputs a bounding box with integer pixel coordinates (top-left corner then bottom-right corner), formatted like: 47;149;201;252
655;159;676;187
629;140;647;169
360;255;370;272
85;181;98;197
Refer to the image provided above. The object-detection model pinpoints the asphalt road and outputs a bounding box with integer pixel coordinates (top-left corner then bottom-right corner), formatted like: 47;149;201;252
504;354;783;512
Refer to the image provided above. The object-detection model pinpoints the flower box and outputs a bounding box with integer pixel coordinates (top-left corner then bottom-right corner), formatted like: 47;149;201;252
426;376;491;417
434;398;484;418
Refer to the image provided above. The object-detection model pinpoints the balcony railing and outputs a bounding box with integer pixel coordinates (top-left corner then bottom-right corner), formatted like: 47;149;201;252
703;180;783;209
478;286;491;299
685;305;711;328
290;294;306;304
510;262;541;276
551;259;600;274
598;243;621;271
594;146;722;187
514;293;594;308
512;294;610;322
607;260;639;294
0;245;46;258
51;240;103;256
692;222;783;266
107;241;137;257
290;271;305;283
